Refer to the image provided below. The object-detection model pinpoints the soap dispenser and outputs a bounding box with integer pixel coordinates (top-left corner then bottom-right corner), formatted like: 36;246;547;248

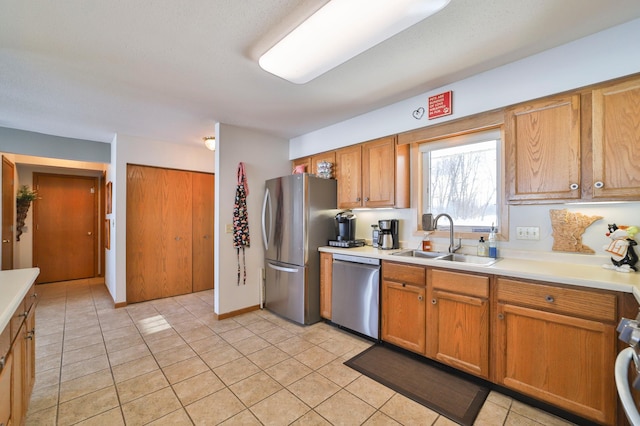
477;236;487;257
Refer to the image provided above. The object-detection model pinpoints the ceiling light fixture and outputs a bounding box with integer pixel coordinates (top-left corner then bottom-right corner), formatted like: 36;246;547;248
258;0;450;84
203;136;216;151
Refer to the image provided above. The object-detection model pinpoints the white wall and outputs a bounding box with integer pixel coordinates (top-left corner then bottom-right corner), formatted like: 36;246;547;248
111;134;215;303
214;124;290;315
289;18;640;265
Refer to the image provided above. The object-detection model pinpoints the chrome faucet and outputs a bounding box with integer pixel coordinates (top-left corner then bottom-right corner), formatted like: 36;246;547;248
433;213;461;253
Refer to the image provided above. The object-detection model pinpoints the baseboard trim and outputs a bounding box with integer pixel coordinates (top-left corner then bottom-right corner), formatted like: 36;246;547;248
215;304;260;320
114;301;127;309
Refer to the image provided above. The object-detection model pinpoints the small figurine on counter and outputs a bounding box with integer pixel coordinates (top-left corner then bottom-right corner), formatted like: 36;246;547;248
602;224;639;273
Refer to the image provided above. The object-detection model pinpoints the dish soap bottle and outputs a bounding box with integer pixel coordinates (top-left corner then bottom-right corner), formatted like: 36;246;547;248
488;224;497;259
422;232;432;251
477;236;487;257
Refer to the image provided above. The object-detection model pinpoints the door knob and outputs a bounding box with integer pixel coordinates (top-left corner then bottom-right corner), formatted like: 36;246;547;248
87;232;92;236
2;239;9;243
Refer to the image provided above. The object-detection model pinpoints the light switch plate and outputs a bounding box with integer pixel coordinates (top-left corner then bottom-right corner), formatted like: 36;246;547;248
516;226;540;240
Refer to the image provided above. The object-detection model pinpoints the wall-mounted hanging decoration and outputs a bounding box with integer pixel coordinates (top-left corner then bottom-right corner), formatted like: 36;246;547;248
16;185;37;242
233;162;250;285
549;209;602;253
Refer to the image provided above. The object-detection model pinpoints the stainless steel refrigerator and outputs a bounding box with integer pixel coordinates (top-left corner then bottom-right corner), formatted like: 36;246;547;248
261;174;337;325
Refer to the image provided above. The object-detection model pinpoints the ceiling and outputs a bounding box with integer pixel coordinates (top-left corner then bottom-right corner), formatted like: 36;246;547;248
2;0;640;149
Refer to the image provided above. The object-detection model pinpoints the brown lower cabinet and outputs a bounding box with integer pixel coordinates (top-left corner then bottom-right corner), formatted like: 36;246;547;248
379;261;629;425
319;252;333;319
2;284;37;426
126;165;214;303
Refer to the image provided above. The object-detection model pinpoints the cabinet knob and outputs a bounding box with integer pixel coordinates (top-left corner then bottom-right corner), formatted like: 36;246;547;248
431;298;437;305
364;197;369;202
175;236;182;241
418;295;424;302
569;183;579;190
594;181;604;189
18;311;28;318
497;313;504;320
545;295;555;303
356;197;361;202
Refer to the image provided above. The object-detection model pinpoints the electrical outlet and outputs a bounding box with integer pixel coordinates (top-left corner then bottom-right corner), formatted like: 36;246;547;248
516;226;540;240
225;224;234;234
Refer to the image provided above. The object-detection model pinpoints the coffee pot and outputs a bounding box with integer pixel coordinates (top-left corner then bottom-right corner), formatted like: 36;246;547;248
378;219;399;249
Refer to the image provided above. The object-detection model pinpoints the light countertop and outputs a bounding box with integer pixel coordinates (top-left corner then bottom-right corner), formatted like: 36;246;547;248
319;246;640;302
0;268;40;332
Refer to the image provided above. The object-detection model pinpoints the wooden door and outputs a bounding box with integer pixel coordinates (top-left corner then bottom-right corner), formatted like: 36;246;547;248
33;174;97;283
163;169;192;298
335;145;362;209
426;269;489;378
505;95;581;201
362;136;396;208
319;252;332;319
192;172;214;292
127;165;165;302
592;77;640;199
2;156;14;270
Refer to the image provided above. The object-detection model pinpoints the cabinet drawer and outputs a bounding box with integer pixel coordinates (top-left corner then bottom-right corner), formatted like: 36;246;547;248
496;278;617;322
430;269;489;298
382;261;425;286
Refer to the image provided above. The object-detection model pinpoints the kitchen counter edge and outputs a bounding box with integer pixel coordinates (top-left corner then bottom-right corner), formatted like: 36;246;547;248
319;246;640;303
0;268;40;332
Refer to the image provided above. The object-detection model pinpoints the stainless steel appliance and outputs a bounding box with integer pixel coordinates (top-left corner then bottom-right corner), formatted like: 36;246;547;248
328;211;365;247
331;253;381;339
615;315;640;424
378;219;399;249
262;174;337;325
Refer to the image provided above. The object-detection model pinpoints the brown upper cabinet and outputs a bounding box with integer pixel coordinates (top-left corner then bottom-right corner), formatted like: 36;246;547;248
505;74;640;203
336;135;410;209
292;151;336;177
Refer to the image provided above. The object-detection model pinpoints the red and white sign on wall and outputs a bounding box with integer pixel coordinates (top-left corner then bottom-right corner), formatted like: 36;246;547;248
428;90;452;120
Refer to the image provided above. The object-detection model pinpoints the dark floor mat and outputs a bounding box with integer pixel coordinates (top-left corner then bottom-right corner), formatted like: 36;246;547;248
344;344;489;426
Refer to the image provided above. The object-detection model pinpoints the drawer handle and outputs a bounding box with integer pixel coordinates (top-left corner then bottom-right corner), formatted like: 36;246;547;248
18;311;28;318
26;331;34;340
545;295;555;303
0;356;5;369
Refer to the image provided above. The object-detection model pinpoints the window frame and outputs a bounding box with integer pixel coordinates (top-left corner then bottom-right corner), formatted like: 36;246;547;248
410;123;509;243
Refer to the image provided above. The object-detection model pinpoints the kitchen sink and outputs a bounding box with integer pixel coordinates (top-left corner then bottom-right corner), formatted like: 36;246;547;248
392;250;499;266
391;250;449;259
436;253;500;266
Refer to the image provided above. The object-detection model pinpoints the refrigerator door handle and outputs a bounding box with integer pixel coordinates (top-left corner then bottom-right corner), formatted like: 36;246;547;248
261;188;271;250
267;262;299;273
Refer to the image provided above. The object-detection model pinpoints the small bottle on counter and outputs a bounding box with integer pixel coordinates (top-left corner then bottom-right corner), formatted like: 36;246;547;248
422;232;432;251
477;236;487;257
488;225;497;259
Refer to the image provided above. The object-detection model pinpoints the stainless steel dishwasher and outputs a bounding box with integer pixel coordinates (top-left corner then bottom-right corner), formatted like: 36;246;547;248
331;253;381;339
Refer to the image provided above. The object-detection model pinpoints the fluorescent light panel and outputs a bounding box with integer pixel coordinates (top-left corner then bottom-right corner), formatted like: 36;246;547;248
259;0;450;84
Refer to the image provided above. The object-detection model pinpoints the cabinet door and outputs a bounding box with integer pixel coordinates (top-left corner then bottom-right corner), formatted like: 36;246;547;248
336;145;362;209
192;173;215;292
319;252;332;319
24;307;35;403
11;322;25;426
426;270;489;379
592;77;640;199
362;137;396;208
494;303;616;425
0;352;12;426
505;95;581;201
381;280;426;354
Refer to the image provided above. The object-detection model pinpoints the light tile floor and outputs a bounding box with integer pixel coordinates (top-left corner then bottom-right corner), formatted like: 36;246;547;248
25;278;577;425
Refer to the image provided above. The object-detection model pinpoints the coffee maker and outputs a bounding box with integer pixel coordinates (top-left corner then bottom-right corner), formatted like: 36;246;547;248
328;212;365;247
378;219;399;249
